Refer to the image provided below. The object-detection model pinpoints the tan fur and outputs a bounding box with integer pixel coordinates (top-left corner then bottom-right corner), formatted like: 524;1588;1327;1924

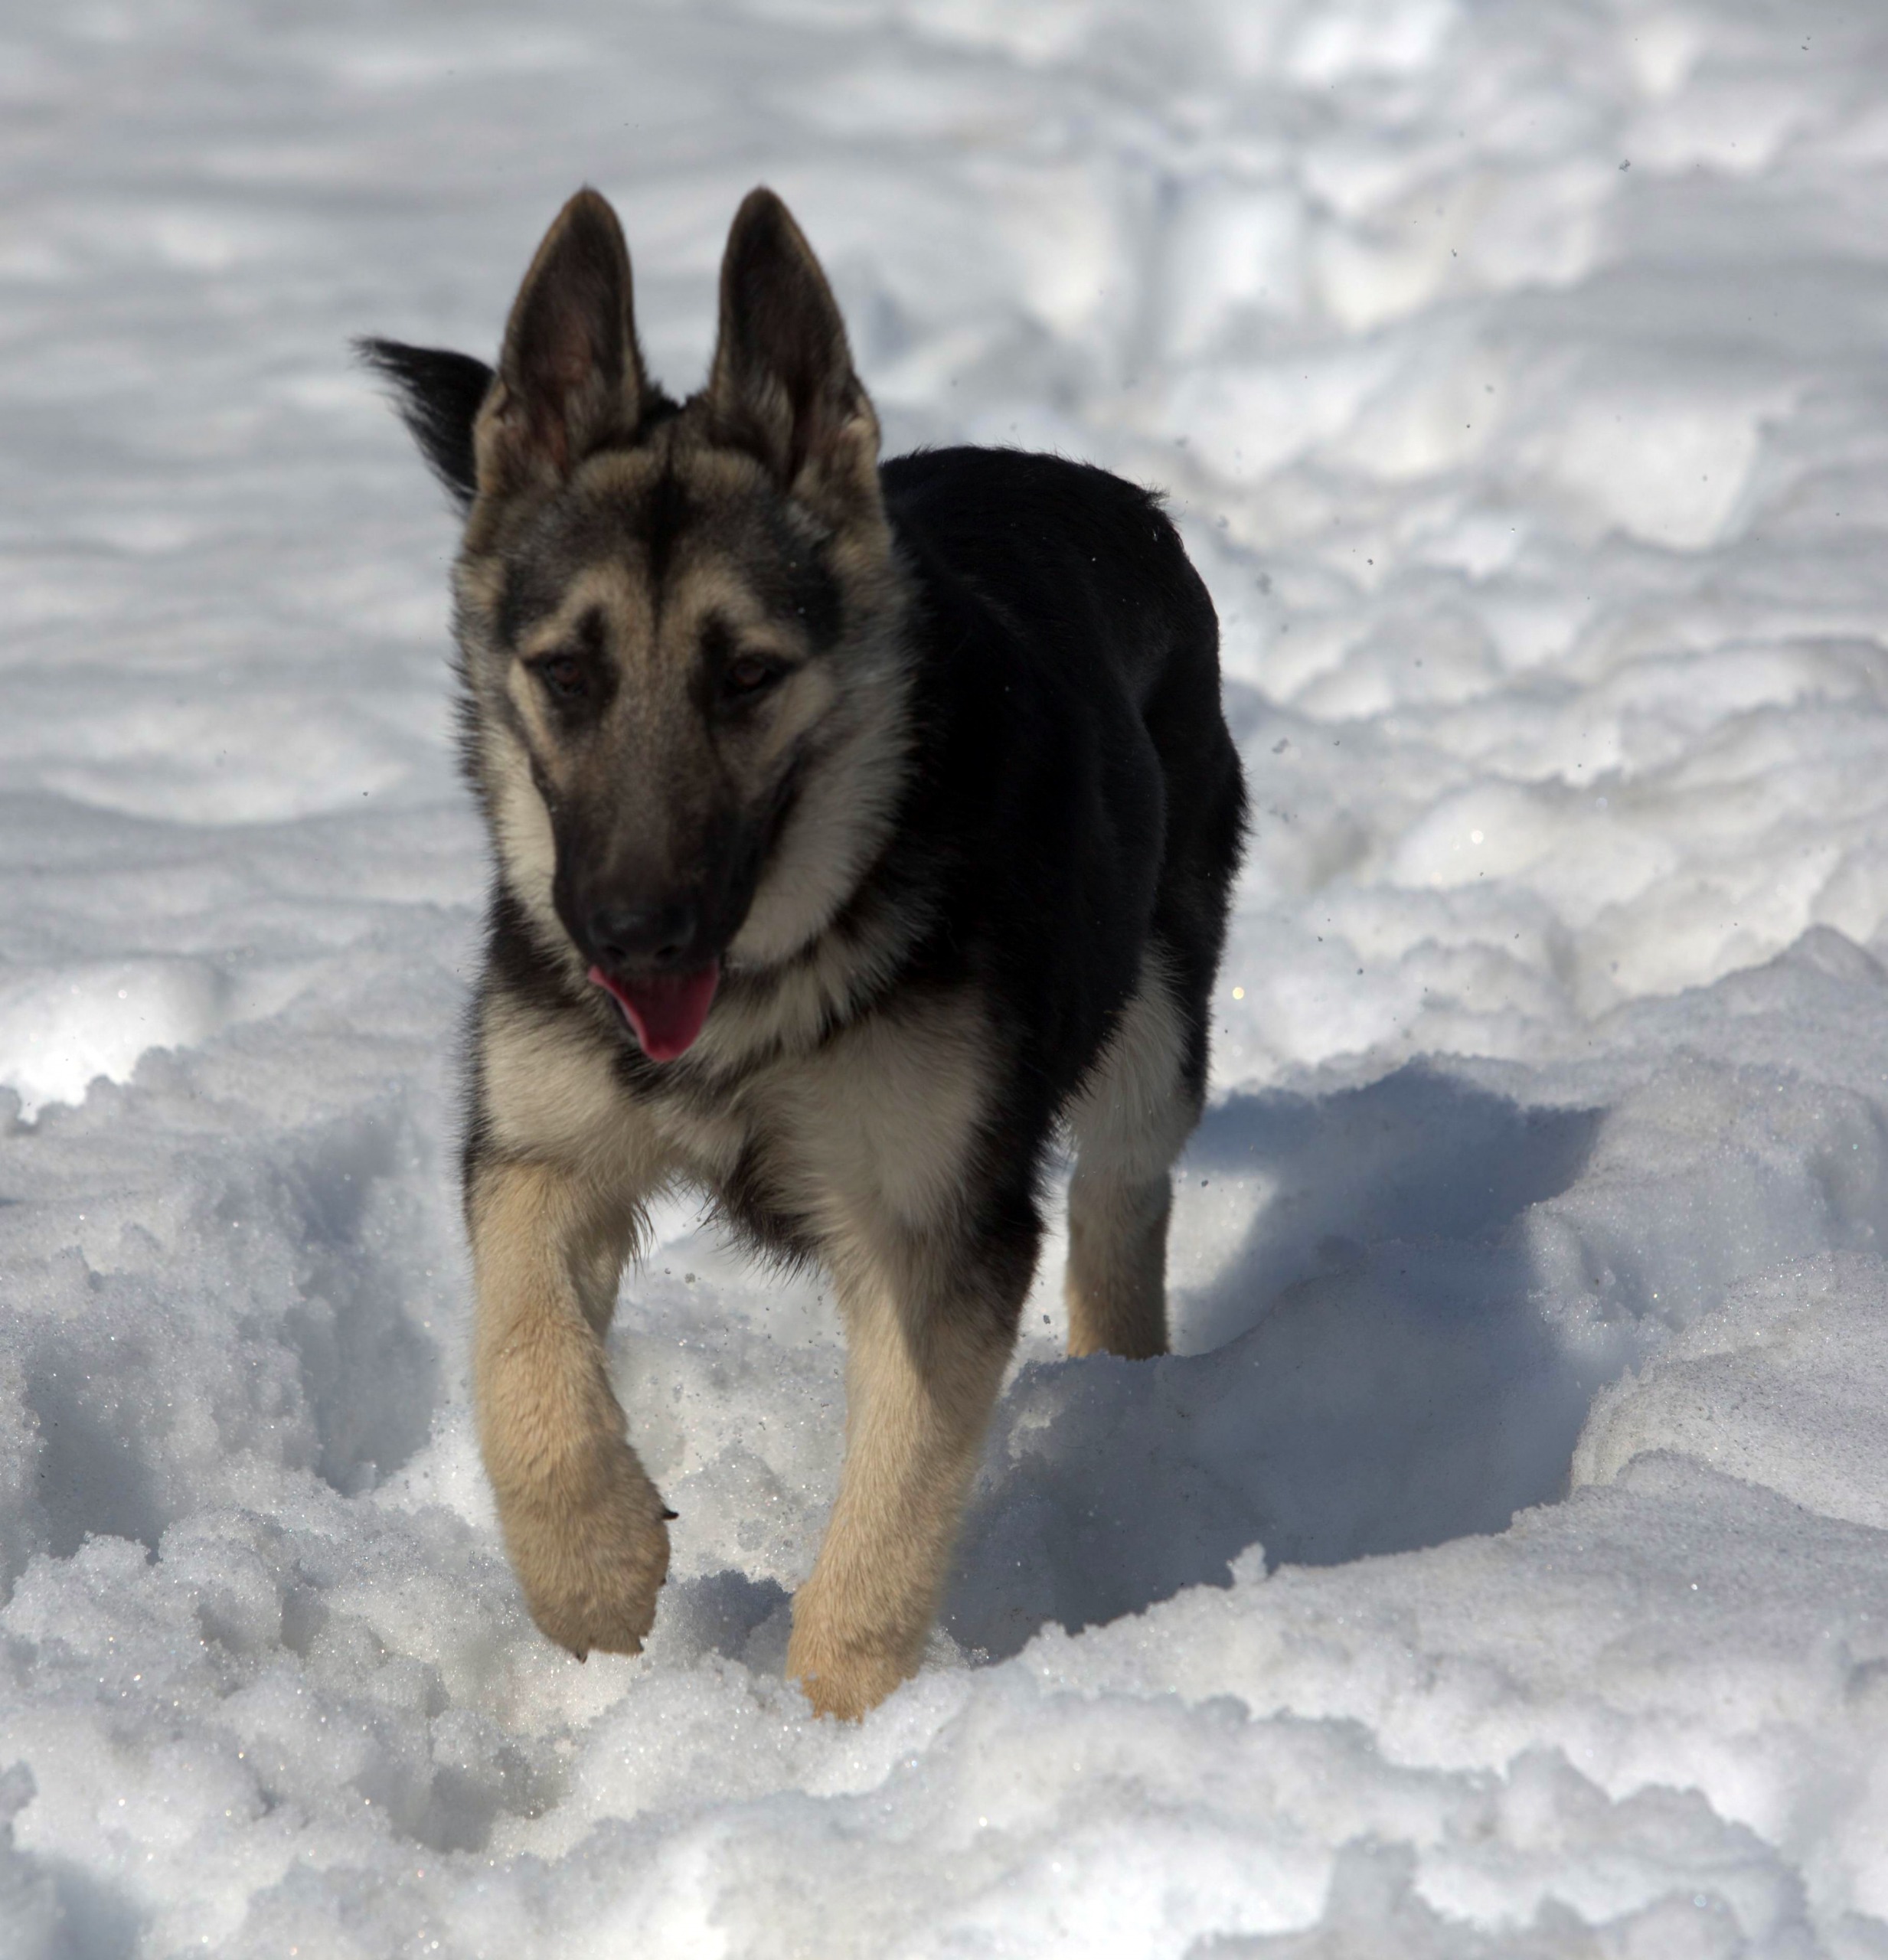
766;994;1011;1715
483;724;566;944
724;638;910;971
456;423;913;1016
724;992;1021;1713
479;966;1006;1710
785;1230;1016;1719
469;1155;671;1657
512;562;644;682
692;908;914;1072
440;188;1217;1720
755;989;988;1237
479;991;665;1176
1063;951;1197;1360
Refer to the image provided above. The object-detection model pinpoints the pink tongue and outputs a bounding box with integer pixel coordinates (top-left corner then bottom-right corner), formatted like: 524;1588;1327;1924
589;962;720;1061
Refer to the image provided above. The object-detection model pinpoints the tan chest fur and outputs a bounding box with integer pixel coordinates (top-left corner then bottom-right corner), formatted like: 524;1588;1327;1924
480;979;989;1250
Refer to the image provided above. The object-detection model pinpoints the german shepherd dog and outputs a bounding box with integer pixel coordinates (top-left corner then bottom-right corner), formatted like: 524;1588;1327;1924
364;186;1246;1719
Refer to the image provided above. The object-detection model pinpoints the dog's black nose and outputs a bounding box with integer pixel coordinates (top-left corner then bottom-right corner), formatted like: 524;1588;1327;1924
589;899;702;969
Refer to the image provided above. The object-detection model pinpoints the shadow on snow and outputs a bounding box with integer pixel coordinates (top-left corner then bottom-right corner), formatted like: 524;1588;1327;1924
946;1065;1605;1661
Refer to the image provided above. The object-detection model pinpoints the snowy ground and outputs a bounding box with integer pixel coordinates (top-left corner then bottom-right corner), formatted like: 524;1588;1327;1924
5;0;1888;1952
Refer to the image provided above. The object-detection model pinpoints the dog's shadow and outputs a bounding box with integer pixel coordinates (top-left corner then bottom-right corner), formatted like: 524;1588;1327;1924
944;1065;1605;1661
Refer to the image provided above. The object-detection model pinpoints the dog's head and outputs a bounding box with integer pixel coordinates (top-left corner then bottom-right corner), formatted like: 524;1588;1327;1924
365;188;909;1060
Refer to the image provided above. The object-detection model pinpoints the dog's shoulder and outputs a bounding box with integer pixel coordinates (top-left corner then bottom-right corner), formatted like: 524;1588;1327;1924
881;445;1213;704
882;446;1185;596
848;447;1216;1126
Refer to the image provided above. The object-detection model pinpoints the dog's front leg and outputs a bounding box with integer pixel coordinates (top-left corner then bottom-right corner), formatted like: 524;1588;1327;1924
469;1156;670;1657
789;1233;1024;1718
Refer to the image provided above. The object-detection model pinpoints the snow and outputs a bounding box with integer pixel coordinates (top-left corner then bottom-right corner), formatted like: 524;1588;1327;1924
5;0;1888;1952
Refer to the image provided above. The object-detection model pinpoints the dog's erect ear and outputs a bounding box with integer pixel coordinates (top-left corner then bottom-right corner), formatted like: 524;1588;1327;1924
477;188;646;497
706;189;880;523
357;340;495;512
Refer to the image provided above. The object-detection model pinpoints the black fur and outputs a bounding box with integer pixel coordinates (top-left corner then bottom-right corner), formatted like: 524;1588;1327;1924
358;335;688;512
591;445;1240;1289
373;188;1255;1704
710;190;866;485
882;440;1242;1034
357;339;494;509
865;446;1245;1242
370;345;1246;1282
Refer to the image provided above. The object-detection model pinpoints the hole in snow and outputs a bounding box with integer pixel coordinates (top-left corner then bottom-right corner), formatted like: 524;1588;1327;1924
26;1370;168;1561
275;1117;443;1496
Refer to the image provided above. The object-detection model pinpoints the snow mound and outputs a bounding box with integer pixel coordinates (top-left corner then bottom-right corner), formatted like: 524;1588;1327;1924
0;959;230;1121
7;0;1888;1953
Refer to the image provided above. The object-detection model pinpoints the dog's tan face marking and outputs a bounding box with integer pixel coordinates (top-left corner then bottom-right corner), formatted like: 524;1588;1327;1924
466;423;902;987
451;188;909;1009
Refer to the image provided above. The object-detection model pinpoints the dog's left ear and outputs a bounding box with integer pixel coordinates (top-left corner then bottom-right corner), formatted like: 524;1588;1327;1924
706;190;881;525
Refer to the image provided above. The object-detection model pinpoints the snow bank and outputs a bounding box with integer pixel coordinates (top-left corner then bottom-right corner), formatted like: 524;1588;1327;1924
5;0;1888;1953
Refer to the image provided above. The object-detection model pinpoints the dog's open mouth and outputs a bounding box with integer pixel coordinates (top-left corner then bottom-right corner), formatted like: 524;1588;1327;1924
588;962;720;1061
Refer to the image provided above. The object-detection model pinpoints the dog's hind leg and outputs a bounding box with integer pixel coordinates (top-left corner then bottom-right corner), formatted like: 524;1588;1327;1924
1062;947;1200;1360
469;1155;671;1658
788;1219;1031;1719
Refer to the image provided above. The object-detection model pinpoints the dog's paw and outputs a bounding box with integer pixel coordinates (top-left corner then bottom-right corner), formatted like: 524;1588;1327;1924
499;1439;672;1657
786;1622;910;1721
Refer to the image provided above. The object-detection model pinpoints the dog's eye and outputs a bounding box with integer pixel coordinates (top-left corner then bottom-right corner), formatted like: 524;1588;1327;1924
534;652;586;700
723;655;786;700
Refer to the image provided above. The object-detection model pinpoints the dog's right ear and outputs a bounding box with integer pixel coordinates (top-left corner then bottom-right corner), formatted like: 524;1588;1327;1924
475;188;647;499
705;189;881;528
357;340;495;512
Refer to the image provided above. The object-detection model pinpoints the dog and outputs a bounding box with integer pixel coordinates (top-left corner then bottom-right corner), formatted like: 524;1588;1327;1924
363;185;1246;1719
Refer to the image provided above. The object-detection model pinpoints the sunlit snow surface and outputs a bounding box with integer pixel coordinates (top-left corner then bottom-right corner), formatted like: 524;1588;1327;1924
5;0;1888;1952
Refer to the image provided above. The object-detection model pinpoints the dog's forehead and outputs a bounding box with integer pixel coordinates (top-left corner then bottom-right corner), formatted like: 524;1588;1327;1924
495;439;833;649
